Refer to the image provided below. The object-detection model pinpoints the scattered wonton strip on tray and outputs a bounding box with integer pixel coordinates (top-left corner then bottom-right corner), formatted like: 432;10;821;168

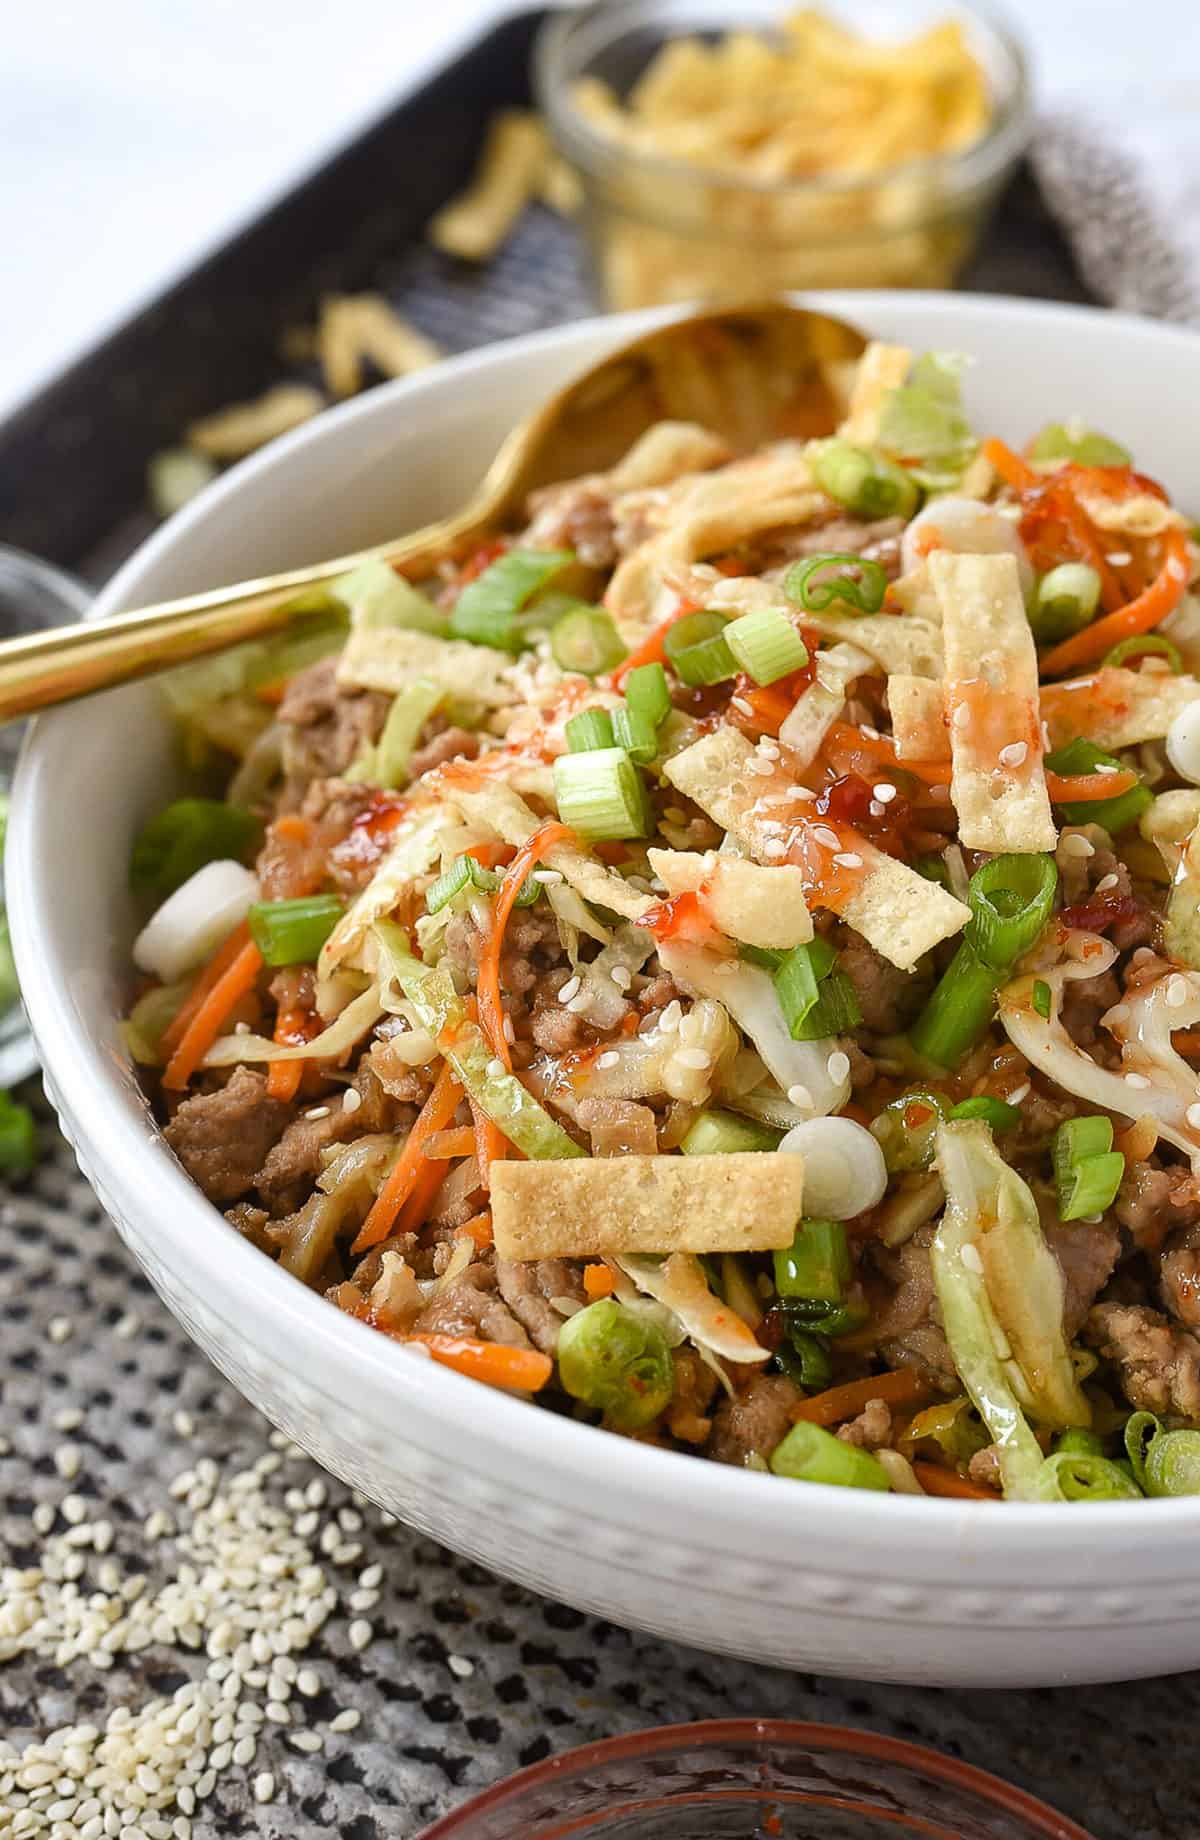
1040;666;1200;752
489;1153;804;1260
646;848;812;948
931;551;1056;854
888;672;950;761
837;342;913;445
665;726;969;969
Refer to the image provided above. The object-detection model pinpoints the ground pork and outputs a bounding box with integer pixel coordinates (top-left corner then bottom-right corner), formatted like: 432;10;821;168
164;1067;294;1206
1115;1159;1200;1255
494;1258;586;1353
836;928;924;1034
278;655;389;787
1159;1220;1200;1331
836;1399;892;1450
706;1372;800;1466
407;719;482;781
224;1202;275;1253
667;1348;720;1445
968;1445;1003;1490
755;514;906;578
1043;1218;1122;1337
410;1262;531;1346
255;1065;399;1214
523;480;618;568
867;1224;958;1390
1085;1301;1200;1421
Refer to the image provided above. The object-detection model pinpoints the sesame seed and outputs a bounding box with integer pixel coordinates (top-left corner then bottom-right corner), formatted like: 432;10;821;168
172;1410;195;1439
610;965;632;989
47;1316;73;1344
596;1050;620;1070
813;825;840;850
1168;976;1190;1009
290;1731;324;1754
869;800;885;818
1094;873;1120;893
872;782;897;804
54;1444;81;1481
253;1773;276;1803
675;1047;711;1070
296;1667;321;1696
1007;1083;1031;1105
348;1619;373;1651
960;1243;984;1275
1125;1072;1151;1089
952;705;971;731
827;1051;851;1084
52;1406;83;1432
359;1562;383;1589
485;1058;507;1080
558;975;581;1005
341;1087;362;1115
32;1502;55;1534
447;1653;475;1678
998;741;1028;769
1059;833;1094;859
1186;1103;1200;1129
531;868;564;884
730;695;753;716
762;838;787;858
1094;762;1121;776
502;1015;515;1045
304;1105;331;1121
861;725;881;742
787;1083;813;1109
832;852;863;870
1105;550;1132;567
1168;555;1188;583
330;1708;362;1732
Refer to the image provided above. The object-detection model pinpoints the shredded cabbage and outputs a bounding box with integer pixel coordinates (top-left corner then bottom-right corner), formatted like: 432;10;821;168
333;558;448;636
202;985;384;1068
877;352;977;490
615;1253;770;1364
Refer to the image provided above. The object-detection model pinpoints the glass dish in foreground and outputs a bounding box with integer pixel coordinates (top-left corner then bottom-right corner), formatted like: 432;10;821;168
535;0;1031;309
417;1720;1094;1839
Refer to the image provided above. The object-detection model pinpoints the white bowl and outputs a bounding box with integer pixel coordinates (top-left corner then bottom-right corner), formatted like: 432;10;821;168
12;294;1200;1690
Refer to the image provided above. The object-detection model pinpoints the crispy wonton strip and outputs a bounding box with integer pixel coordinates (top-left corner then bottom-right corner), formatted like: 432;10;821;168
317;294;441;397
489;1153;804;1260
186;384;325;460
645;848;812;948
837;342;913;445
931;551;1056;853
337;626;514;706
665;727;969;969
889;672;949;761
428;110;547;262
689;569;946;678
1040;666;1200;752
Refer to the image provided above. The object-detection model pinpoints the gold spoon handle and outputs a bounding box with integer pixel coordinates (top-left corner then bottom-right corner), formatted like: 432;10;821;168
0;512;481;723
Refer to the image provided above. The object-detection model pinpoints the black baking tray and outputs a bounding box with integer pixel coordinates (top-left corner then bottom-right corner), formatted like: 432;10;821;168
0;6;1090;582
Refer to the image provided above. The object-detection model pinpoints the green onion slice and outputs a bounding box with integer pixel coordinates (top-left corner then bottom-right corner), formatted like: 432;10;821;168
663;610;737;688
948;1095;1021;1132
552;747;651;841
611;703;659;766
772;938;836;1037
1045;738;1151;834
680;1108;782;1155
564;708;616;752
871;1089;948;1172
1145;1429;1200;1497
1103;634;1183;672
425;853;539;915
1052;1114;1124;1221
908;941;1004;1070
1029;422;1132;468
248;894;345;968
809;440;921;523
1125;1411;1162;1488
784;552;888;616
966;853;1058;973
774;1330;833;1395
724;606;809;684
770;1419;891;1491
1030;1451;1142;1502
1029;563;1101;646
774;1217;850;1305
450;548;573;650
130;799;262;899
793;969;863;1040
550;605;628;677
623;661;671;730
1053;1427;1107;1459
1032;979;1052;1020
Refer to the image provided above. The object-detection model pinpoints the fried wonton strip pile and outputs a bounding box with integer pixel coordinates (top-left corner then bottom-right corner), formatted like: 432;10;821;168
489;1153;804;1260
931;551;1056;854
646;848;813;948
665;727;969;969
837;342;913;444
428;110;549;262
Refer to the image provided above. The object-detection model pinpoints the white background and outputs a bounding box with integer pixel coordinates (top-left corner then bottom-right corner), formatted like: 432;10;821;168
0;0;1190;419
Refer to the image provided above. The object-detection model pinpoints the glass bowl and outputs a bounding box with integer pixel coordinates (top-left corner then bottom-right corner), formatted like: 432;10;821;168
535;0;1032;309
417;1720;1093;1840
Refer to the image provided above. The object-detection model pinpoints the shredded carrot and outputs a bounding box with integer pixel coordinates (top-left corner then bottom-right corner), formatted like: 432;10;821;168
1040;528;1192;676
457;1210;494;1250
982;436;1037;493
409;1333;553;1393
159;921;253;1057
351;1062;464;1253
468;1095;507;1191
790;1368;931;1428
255;679;288;706
395;1157;451;1238
583;1263;616;1301
273;814;313;845
422;1126;477;1162
985;437;1125;609
912;1460;1000;1501
266;1057;304;1103
475;820;574;1070
736;680;797;738
609;601;695;688
163;940;264;1090
1045;767;1138;803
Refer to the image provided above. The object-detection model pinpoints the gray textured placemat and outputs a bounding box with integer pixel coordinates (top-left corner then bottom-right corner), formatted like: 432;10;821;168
5;175;1189;1840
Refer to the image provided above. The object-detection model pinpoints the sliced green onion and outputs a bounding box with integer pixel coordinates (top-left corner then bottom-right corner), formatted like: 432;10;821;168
426;853;539;914
1030;1451;1142;1502
948;1095;1021;1131
373;678;443;788
784;552;888;616
877;353;976;488
1053;1427;1107;1458
966;853;1058;973
1029;423;1131;468
1029;563;1101;645
774;1217;850;1305
915;854;951;888
1032;980;1052;1021
552;747;650;841
794;969;863;1040
870;1089;948;1173
564;708;615;752
1105;633;1183;672
450;548;573;650
772;938;836;1037
1144;1428;1200;1497
908;943;1003;1069
0;1092;36;1174
1125;1411;1161;1488
130;799;262;900
1053;1114;1124;1221
663;610;737;687
424;856;473;913
739;942;786;972
623;661;671;730
680;1108;783;1155
724;606;809;684
774;1330;833;1395
810;440;921;522
249;894;345;967
784;1297;870;1338
549;604;627;676
770;1418;891;1490
556;1298;674;1431
611;703;659;766
1045;737;1151;834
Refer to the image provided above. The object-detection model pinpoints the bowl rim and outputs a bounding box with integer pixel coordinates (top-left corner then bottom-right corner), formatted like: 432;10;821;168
534;0;1032;204
13;290;1200;1551
414;1717;1095;1839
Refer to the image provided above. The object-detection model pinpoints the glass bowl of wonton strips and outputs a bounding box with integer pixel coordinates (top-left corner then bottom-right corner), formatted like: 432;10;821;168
535;0;1031;308
127;337;1200;1507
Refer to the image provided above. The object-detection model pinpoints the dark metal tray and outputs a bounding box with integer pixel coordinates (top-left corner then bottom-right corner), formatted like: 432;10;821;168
0;5;1089;586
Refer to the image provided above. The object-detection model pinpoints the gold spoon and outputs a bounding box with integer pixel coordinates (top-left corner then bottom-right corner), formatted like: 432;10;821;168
0;300;865;721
